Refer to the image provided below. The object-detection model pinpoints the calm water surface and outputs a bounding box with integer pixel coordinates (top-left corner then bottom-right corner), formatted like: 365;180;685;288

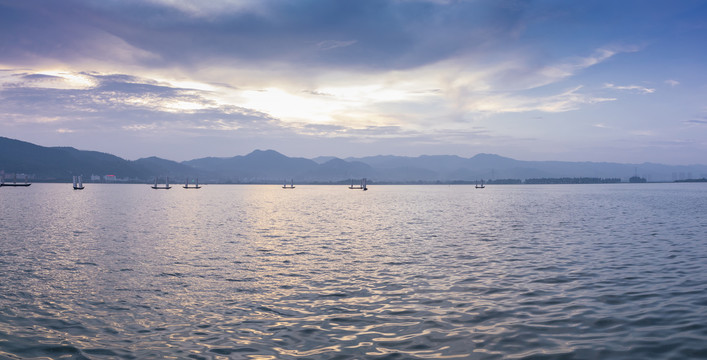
0;183;706;359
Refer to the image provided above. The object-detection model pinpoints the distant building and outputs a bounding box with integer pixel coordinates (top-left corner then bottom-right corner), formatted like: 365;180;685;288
629;176;647;183
105;175;117;182
91;175;101;181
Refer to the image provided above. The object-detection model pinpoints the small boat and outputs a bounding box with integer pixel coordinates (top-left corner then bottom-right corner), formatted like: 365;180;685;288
349;178;368;190
151;177;172;189
183;178;201;189
282;179;295;189
0;174;31;187
475;179;485;189
73;175;85;190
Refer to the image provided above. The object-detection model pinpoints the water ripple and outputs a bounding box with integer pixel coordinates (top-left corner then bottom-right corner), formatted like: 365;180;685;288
1;184;706;359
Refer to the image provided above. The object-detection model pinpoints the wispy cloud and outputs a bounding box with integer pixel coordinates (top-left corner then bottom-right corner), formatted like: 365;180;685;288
538;49;617;83
604;83;656;94
317;40;357;51
684;117;707;126
459;86;616;114
140;0;265;18
665;79;680;87
630;130;655;136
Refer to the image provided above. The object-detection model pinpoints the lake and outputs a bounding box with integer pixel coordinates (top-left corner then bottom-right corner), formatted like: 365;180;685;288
1;183;706;359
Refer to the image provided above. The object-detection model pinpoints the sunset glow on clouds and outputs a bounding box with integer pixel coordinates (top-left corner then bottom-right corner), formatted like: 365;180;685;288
1;0;706;163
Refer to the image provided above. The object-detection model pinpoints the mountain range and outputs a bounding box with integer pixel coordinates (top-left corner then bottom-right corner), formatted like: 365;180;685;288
1;136;706;183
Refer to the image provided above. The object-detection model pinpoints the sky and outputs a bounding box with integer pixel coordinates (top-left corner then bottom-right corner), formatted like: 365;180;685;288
1;0;706;164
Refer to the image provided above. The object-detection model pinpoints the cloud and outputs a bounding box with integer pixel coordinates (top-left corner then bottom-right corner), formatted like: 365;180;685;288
316;40;358;51
459;86;616;114
0;71;277;134
0;0;529;71
302;89;333;97
665;79;680;87
139;0;265;18
538;49;617;82
604;83;656;94
684;117;707;126
0;68;511;156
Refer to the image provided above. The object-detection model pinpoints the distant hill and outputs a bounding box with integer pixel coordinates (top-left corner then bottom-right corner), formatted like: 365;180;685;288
133;157;206;181
304;158;376;181
347;154;707;182
0;136;200;181
0;137;142;180
184;150;320;182
2;136;706;182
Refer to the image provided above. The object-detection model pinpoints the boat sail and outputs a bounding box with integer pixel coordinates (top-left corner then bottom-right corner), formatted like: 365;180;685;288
151;176;171;189
73;175;85;190
475;179;485;189
183;178;201;189
0;173;31;187
348;178;368;191
282;179;295;189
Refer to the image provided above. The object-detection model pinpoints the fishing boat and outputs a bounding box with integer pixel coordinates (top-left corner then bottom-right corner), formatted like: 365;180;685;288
151;177;171;189
73;175;85;190
0;174;31;187
183;178;201;189
282;179;295;189
349;178;368;191
475;179;485;189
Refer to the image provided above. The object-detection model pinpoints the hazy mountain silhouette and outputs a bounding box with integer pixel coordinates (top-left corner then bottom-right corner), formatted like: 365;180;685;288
0;136;143;179
184;149;319;181
132;157;205;181
304;158;375;181
347;153;707;182
2;136;706;182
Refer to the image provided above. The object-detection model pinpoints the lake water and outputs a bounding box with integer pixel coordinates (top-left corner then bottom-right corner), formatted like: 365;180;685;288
0;183;706;359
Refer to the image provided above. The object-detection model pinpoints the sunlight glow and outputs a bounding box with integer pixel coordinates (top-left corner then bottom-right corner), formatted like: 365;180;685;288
29;70;98;90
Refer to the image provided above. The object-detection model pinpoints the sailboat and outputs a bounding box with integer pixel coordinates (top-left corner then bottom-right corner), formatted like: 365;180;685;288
73;175;85;190
0;174;31;187
475;179;485;189
349;178;368;190
151;177;171;189
282;179;295;189
183;178;201;189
